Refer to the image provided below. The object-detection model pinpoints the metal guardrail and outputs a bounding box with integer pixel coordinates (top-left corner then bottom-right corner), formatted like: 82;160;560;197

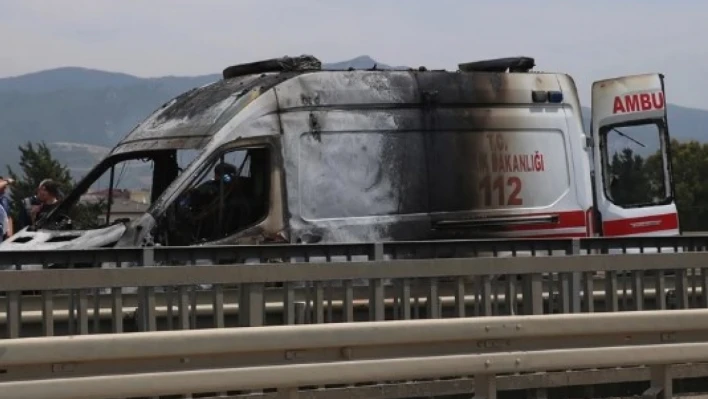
2;238;708;397
2;235;708;269
2;309;708;399
0;274;683;322
2;252;708;340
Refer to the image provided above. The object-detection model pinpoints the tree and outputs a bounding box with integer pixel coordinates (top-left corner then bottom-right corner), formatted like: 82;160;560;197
5;141;105;230
607;147;654;206
604;140;708;231
647;139;708;231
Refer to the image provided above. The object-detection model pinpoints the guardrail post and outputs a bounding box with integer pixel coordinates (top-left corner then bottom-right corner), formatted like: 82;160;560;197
522;274;543;315
398;278;411;320
522;270;546;399
370;243;385;321
111;287;123;333
240;257;265;327
68;290;76;335
606;271;619;311
474;373;496;399
568;239;582;313
480;276;493;316
294;302;307;324
42;290;54;336
700;267;708;309
6;291;20;338
676;269;689;309
643;365;671;399
240;283;265;327
77;289;89;334
373;242;384;261
427;278;440;319
283;282;296;325
137;247;157;332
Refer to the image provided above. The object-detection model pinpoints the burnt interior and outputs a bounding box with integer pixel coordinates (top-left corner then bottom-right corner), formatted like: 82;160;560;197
155;147;271;246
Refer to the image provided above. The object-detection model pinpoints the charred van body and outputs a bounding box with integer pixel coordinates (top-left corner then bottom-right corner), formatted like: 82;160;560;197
0;55;679;254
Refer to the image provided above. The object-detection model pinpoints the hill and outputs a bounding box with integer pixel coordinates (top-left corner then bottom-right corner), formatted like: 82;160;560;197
1;55;707;187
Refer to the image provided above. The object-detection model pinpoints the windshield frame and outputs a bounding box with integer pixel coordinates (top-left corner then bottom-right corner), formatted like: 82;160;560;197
37;148;199;229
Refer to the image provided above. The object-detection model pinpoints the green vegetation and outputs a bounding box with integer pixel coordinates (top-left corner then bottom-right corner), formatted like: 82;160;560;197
608;139;708;231
660;140;708;231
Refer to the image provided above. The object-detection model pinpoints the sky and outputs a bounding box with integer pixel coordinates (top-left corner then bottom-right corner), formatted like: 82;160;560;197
1;0;706;109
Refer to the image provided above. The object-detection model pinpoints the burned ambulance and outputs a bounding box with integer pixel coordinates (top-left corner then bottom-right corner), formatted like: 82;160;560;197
0;55;680;252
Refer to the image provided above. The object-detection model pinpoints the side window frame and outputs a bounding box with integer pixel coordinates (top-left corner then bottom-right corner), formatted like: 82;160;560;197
162;140;274;245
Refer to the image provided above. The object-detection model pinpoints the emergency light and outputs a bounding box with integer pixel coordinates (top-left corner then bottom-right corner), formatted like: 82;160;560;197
532;90;564;103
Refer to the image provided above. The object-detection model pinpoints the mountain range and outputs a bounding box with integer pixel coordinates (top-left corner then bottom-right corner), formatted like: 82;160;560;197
1;55;706;188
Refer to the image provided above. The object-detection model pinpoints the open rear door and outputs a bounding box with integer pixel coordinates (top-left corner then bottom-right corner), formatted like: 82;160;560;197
591;74;679;237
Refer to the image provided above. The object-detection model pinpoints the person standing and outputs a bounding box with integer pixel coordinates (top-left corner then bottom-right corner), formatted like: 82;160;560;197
0;177;14;237
32;179;61;225
0;197;8;242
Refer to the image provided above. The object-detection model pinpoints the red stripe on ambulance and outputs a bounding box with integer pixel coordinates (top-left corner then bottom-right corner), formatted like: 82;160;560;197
500;209;677;238
602;212;679;236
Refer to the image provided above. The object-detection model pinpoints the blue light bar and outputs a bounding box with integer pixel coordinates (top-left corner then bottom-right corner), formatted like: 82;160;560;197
548;91;563;103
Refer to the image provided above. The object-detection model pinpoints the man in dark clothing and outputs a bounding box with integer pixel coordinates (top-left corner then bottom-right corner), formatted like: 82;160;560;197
177;162;251;241
0;201;8;242
17;195;38;231
32;179;61;225
188;162;239;208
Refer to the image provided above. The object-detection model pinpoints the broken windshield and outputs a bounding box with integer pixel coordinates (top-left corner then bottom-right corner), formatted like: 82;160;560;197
38;148;201;230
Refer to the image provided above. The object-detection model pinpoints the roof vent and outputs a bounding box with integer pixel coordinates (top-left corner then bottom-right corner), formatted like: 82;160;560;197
458;57;535;73
222;55;322;80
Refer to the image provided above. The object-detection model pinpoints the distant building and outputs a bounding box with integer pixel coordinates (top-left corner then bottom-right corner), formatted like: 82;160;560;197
87;188;131;200
130;190;150;204
95;198;149;225
79;189;150;224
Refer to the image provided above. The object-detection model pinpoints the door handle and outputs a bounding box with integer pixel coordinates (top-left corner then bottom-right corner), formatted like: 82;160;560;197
630;220;661;228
